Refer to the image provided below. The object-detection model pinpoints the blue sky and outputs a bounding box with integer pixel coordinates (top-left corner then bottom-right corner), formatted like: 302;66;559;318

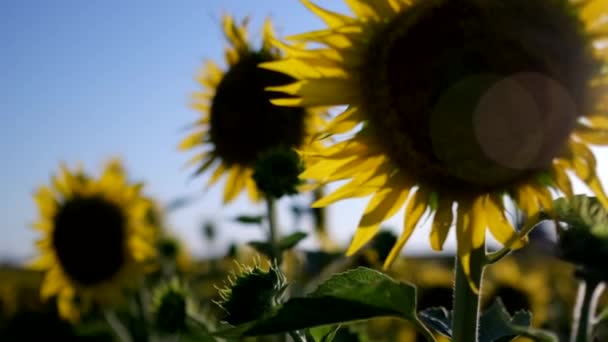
1;0;606;263
0;0;358;262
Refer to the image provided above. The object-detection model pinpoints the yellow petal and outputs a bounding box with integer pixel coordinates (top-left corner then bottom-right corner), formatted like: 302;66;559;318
246;174;262;202
207;163;227;187
586;114;608;129
312;161;391;207
346;178;411;255
222;15;248;53
34;186;57;218
575;124;608;145
430;197;454;251
41;268;64;300
323;106;362;135
57;287;80;322
514;184;541;217
29;254;54;270
300;155;359;182
301;0;354;28
268;78;358;107
383;188;430;269
551;162;573;197
198;60;224;89
455;197;486;294
345;0;393;19
584;171;608;209
262;17;275;51
223;166;247;203
178;131;204;150
485;196;525;249
262;58;348;79
580;0;608;27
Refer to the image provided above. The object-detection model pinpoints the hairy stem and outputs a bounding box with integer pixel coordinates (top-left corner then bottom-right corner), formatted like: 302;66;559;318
104;310;133;342
452;243;486;342
266;196;281;265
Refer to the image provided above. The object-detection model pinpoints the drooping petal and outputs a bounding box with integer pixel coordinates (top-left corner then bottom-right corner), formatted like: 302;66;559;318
347;177;411;255
223;166;247;203
485;195;526;249
384;187;430;268
430;197;454;251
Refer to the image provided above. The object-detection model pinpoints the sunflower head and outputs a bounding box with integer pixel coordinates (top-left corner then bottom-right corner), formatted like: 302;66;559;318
30;160;157;321
180;15;321;204
215;261;287;326
554;195;608;280
264;0;608;289
151;278;193;334
252;146;304;198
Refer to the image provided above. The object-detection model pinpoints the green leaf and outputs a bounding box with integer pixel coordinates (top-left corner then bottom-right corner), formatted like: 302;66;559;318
418;307;452;337
419;301;558;342
596;306;608;324
233;215;265;225
213;267;418;337
309;325;341;342
479;299;557;342
279;232;308;250
246;241;274;259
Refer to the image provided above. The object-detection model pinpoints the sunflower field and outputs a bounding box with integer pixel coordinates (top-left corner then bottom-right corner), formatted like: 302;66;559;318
5;0;608;341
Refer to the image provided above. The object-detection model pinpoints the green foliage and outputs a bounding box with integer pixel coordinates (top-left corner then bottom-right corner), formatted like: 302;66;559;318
310;325;341;342
418;307;452;338
233;214;265;225
214;267;418;337
151;278;190;334
419;300;559;342
248;232;308;259
553;195;608;279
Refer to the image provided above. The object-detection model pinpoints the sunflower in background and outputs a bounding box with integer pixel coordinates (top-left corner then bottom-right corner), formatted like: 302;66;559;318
30;160;157;322
482;256;551;327
179;15;323;204
263;0;608;284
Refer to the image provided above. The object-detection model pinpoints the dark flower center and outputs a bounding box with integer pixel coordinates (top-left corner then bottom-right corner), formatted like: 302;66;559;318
52;196;126;286
210;51;306;166
363;0;598;192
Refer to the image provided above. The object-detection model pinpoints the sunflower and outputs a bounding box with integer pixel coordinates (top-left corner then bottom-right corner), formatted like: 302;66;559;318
179;15;323;203
30;160;157;322
263;0;608;284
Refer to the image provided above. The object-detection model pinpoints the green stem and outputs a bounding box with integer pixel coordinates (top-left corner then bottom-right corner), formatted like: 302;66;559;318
104;310;133;342
266;196;282;265
571;276;605;342
414;317;438;342
312;188;330;248
452;243;486;342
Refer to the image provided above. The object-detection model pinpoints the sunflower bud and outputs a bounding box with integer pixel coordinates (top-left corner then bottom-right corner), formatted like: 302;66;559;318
158;236;180;260
151;278;191;333
215;261;287;325
252;147;304;199
554;195;608;280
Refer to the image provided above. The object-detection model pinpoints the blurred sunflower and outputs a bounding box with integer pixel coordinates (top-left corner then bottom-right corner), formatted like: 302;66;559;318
264;0;608;283
482;256;551;327
30;160;157;322
180;15;322;203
